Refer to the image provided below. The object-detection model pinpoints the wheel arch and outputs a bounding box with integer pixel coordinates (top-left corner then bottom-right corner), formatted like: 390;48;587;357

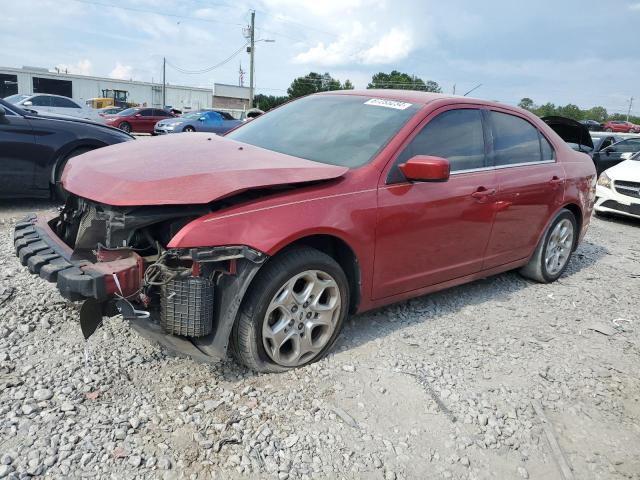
50;141;106;184
270;234;362;314
562;202;583;243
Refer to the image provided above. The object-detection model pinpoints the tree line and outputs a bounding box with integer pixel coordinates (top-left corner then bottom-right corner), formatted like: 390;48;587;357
254;70;442;111
518;98;640;124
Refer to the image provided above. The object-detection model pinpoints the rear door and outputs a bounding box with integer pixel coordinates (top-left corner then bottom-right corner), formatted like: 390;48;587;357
373;106;497;299
482;110;565;268
135;108;156;133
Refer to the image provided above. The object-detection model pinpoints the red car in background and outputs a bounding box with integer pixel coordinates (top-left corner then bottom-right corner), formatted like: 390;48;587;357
103;107;174;134
602;120;640;133
15;91;596;372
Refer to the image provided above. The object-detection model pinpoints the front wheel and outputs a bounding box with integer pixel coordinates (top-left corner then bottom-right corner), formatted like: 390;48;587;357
605;128;613;132
519;209;577;283
118;121;131;133
183;126;196;132
231;247;349;373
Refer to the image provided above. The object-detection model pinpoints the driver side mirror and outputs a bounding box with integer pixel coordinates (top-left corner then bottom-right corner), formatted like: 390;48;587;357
134;113;141;118
199;117;207;122
22;101;33;107
399;155;450;182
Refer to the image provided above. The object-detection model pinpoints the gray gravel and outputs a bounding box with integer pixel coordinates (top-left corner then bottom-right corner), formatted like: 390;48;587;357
1;202;639;479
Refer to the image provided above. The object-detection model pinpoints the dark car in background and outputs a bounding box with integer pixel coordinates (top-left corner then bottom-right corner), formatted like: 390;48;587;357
154;110;242;135
0;98;133;199
602;120;640;133
580;119;602;131
592;137;640;174
103;107;174;134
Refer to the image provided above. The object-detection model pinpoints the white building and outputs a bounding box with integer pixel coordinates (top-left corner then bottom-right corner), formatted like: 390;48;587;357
0;66;212;110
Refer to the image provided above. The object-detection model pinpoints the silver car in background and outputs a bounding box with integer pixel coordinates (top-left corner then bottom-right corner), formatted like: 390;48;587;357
4;93;103;123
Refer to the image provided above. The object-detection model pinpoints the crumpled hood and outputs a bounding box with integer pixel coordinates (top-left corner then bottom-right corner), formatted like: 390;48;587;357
62;133;348;206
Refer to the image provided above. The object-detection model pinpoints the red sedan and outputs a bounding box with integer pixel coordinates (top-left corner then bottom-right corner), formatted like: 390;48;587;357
103;107;174;134
602;120;640;133
15;91;596;372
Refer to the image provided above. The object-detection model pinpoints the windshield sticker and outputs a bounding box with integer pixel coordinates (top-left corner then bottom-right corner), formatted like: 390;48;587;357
364;98;413;110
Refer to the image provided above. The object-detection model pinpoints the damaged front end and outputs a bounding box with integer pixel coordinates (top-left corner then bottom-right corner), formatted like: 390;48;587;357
14;197;266;360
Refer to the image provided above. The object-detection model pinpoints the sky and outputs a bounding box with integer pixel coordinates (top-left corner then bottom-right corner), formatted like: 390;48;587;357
2;0;640;115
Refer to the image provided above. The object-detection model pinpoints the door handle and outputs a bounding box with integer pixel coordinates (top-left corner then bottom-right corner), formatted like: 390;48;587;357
549;176;564;186
471;186;496;202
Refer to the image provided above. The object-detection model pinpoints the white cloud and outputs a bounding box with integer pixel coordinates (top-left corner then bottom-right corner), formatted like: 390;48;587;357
109;63;133;80
55;59;92;75
293;23;413;66
629;2;640;10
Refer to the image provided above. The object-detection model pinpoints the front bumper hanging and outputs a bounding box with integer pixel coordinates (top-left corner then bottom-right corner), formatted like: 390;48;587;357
14;215;142;301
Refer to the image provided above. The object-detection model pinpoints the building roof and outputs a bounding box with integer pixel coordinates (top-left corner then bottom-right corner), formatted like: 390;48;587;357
0;65;212;92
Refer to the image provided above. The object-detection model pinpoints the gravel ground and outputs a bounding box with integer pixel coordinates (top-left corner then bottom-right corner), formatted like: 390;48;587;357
0;200;639;480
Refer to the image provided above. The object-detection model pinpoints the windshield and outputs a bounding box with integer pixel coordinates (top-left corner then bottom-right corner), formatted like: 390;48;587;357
118;108;139;116
4;94;30;104
181;111;206;119
226;95;420;168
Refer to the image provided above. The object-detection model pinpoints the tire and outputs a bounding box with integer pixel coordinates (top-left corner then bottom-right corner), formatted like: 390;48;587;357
605;128;613;132
183;126;196;132
53;147;94;201
231;246;349;373
519;209;577;283
118;122;131;133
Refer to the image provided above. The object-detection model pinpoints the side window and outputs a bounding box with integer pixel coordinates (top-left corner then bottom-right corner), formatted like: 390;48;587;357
209;112;222;121
390;108;486;181
220;111;234;120
540;133;555;160
490;111;541;166
51;97;80;108
140;109;154;117
154;109;169;116
614;139;640;152
30;96;51;107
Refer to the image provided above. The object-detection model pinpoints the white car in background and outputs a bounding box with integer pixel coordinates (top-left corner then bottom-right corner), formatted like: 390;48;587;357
595;154;640;220
4;93;103;123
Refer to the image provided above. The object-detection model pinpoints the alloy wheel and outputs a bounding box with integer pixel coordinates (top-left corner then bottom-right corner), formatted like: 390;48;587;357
544;218;574;276
262;270;341;367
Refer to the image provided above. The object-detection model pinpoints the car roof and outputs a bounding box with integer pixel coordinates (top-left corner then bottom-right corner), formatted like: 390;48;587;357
27;93;75;99
319;89;455;105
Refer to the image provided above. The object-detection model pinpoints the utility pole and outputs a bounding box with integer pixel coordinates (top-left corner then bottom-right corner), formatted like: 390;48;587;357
627;96;634;121
248;10;255;107
162;57;166;109
452;84;456;95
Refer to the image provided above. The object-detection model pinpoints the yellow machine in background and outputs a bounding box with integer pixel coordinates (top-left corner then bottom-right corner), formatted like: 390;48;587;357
85;89;138;109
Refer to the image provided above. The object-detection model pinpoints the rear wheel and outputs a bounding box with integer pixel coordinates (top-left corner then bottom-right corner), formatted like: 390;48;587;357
519;209;577;283
118;121;131;133
183;126;196;132
231;246;349;373
605;128;613;132
53;147;94;201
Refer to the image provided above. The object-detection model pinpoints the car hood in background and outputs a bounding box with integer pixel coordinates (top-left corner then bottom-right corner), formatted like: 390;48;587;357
604;159;640;181
62;133;348;206
542;116;594;150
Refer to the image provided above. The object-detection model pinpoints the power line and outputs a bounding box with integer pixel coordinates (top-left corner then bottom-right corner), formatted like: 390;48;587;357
166;43;249;74
68;0;244;26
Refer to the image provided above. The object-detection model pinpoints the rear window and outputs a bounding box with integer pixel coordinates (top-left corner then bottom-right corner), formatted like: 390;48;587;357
490;111;542;166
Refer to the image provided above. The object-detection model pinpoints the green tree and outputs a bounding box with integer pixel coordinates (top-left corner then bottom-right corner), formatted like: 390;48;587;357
557;104;583;121
253;94;288;111
367;70;441;92
342;79;355;90
518;97;534;110
287;72;344;99
584;106;608;122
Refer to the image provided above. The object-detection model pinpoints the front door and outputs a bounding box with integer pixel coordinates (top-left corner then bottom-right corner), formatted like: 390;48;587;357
483;110;566;268
373;107;497;299
0;108;38;197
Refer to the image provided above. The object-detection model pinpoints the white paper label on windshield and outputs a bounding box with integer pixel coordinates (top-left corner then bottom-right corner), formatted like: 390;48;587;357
364;98;413;110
